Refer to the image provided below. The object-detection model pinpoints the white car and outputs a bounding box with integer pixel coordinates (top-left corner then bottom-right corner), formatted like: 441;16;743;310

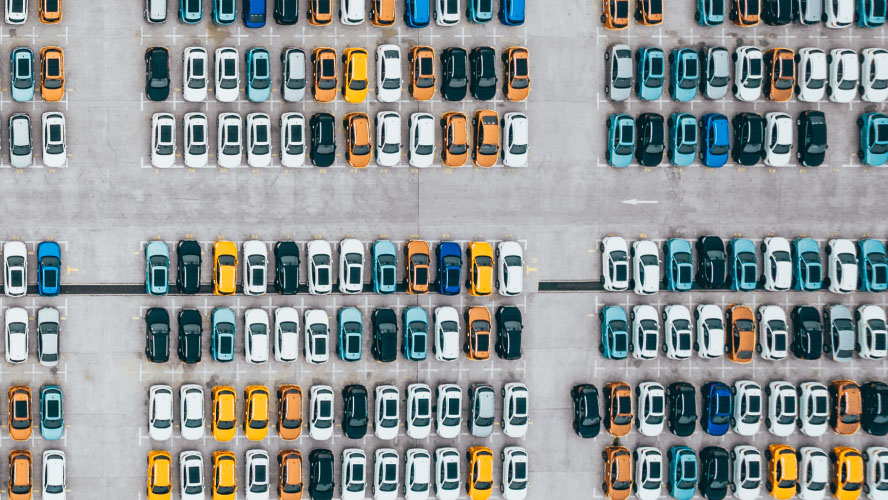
339;238;365;294
376;45;402;102
434;306;460;362
865;447;888;500
280;112;306;168
630;305;659;360
763;112;793;167
246;113;272;167
407;383;433;439
733;46;764;101
9;113;32;168
244;450;270;500
501;447;528;500
340;0;365;24
179;451;204;500
4;241;27;297
144;0;167;23
434;0;460;24
309;385;335;440
757;305;788;360
148;384;174;441
827;239;858;293
796;48;827;102
434;447;460;500
308;240;333;294
244;308;269;363
179;384;205;441
373;449;399;500
41;112;66;168
214;47;240;102
375;111;401;166
762;237;792;291
601;236;630;291
861;48;888;103
5;0;27;24
151;113;176;168
502;112;529;167
243;240;268;295
304;309;329;364
375;385;400;440
797;381;829;437
731;446;762;500
405;449;432;500
828;49;859;103
695;304;725;358
731;380;762;436
857;305;888;359
37;307;60;367
798;447;828;500
274;306;299;362
497;240;524;296
409;112;435;167
281;48;306;102
635;382;665;436
183;112;209;168
216;113;242;168
631;240;660;295
796;0;821;24
663;305;693;360
502;382;529;438
341;449;367;500
42;450;66;500
435;384;462;438
5;306;28;363
824;0;853;26
766;381;797;437
634;447;663;500
183;47;208;102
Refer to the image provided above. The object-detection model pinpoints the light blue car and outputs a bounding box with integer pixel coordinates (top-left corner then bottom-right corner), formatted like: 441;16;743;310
665;238;694;291
467;0;494;22
668;446;698;500
792;238;822;291
337;307;363;362
145;241;170;296
246;48;271;102
40;386;64;441
372;240;397;294
670;49;699;102
859;112;888;166
728;238;758;291
599;305;629;360
858;239;888;292
668;112;697;166
607;113;635;168
402;306;428;361
213;0;236;24
10;48;33;102
636;47;665;101
212;307;236;362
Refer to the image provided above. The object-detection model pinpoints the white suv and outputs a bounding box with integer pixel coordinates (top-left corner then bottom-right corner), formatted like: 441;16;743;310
663;305;693;360
797;382;829;437
338;238;365;294
731;380;762;436
733;46;764;101
376;45;402;102
243;240;268;295
435;384;462;438
632;240;660;295
635;382;665;436
766;381;797;437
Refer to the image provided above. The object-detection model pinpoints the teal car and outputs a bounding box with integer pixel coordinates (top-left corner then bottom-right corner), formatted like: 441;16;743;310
668;112;697;166
858;0;886;27
10;47;34;102
636;47;665;101
372;240;397;294
728;238;758;291
402;306;428;361
212;307;236;362
607;113;635;168
40;385;64;441
696;0;725;25
179;0;203;23
145;241;170;296
859;112;888;166
338;307;363;361
670;49;699;102
858;238;888;291
665;238;694;291
467;0;494;22
792;238;822;291
246;48;271;102
599;305;629;360
213;0;236;24
668;446;698;500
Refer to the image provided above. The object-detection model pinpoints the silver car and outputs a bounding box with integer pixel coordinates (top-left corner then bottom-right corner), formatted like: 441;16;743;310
281;48;306;102
795;0;821;24
701;46;730;100
9;113;31;168
825;304;855;362
605;44;633;102
469;383;495;437
37;307;60;367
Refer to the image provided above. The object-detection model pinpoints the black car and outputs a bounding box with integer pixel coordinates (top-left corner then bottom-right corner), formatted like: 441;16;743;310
177;309;202;363
176;240;202;294
309;112;336;167
495;306;522;360
666;381;697;436
571;384;600;438
862;381;888;435
790;305;822;359
696;236;726;289
797;110;827;167
308;448;334;500
699;446;730;500
440;47;468;101
145;307;170;363
274;241;300;294
635;113;665;166
145;46;170;101
762;0;792;24
341;384;368;439
469;46;497;100
371;308;398;362
273;0;298;24
731;112;764;165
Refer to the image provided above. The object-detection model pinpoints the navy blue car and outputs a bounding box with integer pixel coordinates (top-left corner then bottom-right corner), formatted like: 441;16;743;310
436;242;462;295
701;381;731;436
243;0;266;27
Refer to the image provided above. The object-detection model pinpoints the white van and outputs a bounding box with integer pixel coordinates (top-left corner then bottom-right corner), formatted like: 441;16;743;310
144;0;168;23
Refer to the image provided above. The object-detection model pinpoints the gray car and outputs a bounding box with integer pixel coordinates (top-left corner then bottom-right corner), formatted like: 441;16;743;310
795;0;821;24
281;48;306;102
825;304;855;362
37;307;59;367
701;46;730;100
9;113;31;168
469;383;495;437
605;44;633;102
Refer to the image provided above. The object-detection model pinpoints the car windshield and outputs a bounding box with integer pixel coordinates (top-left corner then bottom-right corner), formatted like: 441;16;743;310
736;319;754;332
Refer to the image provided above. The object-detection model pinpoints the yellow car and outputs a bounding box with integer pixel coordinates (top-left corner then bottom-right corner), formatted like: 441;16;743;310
342;48;369;103
212;451;236;500
467;241;494;296
244;385;269;441
213;240;237;295
466;446;493;500
831;447;863;500
147;450;172;500
212;386;236;442
767;444;798;500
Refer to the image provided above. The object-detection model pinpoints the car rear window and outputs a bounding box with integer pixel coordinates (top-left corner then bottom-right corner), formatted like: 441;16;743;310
318;0;331;14
616;1;628;17
220;336;233;353
47;0;59;9
48;59;60;77
651;58;663;75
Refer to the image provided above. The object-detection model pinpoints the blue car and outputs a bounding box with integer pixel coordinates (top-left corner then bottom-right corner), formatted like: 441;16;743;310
372;240;398;294
10;47;34;102
696;0;724;25
728;238;758;291
338;307;363;361
214;0;237;24
607;113;635;168
243;0;266;27
246;48;271;102
499;0;524;25
858;239;888;291
668;112;697;166
792;238;822;291
405;0;430;27
180;0;203;23
668;446;698;500
670;48;699;102
402;307;428;361
859;112;888;166
700;113;729;167
665;238;694;291
599;305;629;360
700;381;731;436
212;307;236;362
467;0;493;22
636;47;665;101
437;242;462;295
858;0;886;27
37;241;61;296
40;386;64;441
145;241;170;296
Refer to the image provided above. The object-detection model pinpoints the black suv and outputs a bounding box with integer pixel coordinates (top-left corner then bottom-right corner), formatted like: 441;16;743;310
145;307;170;363
790;305;822;359
696;236;726;289
176;240;202;294
495;306;522;360
372;308;398;362
309;112;336;167
440;47;468;101
635;113;665;166
274;241;301;294
145;46;170;101
862;381;888;436
762;0;792;24
571;384;600;438
731;112;764;166
273;0;299;24
666;381;697;436
797;110;827;167
177;309;202;363
308;449;334;500
469;46;497;100
341;384;368;439
699;446;730;500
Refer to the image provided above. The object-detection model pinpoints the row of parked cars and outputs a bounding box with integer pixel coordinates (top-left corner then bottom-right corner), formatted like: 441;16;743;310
150;109;528;168
2;385;64;440
570;379;886;438
1;306;60;365
1;241;62;296
0;112;67;168
693;0;888;27
1;450;66;500
145;45;529;103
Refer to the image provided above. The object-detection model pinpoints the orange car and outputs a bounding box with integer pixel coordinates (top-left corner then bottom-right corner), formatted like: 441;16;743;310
213;240;237;296
831;447;863;500
472;110;499;167
40;47;65;102
466;446;493;500
601;0;630;28
731;0;761;25
343;113;371;168
370;0;395;25
278;450;304;500
278;385;303;440
212;386;237;442
39;0;62;23
441;112;468;167
408;46;435;101
212;451;236;500
767;444;798;500
764;48;795;102
8;451;31;500
465;306;492;360
467;241;494;296
308;0;333;24
602;446;633;500
405;240;430;294
635;0;662;24
502;47;530;102
726;305;755;364
244;385;269;441
147;450;171;500
830;380;861;435
8;387;31;441
604;382;633;437
311;48;337;103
